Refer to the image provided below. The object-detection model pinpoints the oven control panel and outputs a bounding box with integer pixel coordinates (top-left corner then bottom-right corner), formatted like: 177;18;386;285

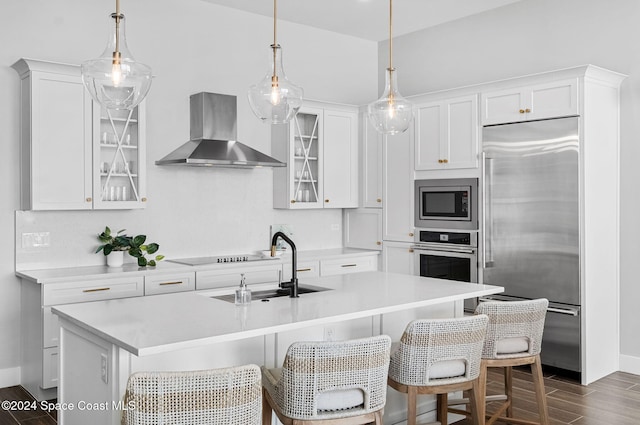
416;230;477;247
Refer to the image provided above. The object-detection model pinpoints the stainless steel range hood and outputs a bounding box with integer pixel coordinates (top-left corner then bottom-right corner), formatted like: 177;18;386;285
155;92;285;168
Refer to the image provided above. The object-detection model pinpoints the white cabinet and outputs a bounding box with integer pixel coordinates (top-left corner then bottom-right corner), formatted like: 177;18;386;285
414;95;479;170
382;242;415;275
481;79;578;125
273;101;358;209
12;58;147;210
21;275;145;399
383;128;414;242
359;109;383;208
343;208;382;250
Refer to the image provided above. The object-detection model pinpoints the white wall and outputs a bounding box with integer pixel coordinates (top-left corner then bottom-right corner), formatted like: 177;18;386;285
0;0;377;383
387;0;640;370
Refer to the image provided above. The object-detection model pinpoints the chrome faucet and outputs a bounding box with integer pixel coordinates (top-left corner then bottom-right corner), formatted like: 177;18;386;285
270;231;298;298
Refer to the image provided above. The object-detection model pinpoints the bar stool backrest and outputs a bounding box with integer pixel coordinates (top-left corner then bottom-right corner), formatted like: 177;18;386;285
121;364;261;425
475;298;549;359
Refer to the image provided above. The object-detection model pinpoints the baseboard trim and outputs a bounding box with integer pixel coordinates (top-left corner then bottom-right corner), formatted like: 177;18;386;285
620;354;640;375
0;367;20;388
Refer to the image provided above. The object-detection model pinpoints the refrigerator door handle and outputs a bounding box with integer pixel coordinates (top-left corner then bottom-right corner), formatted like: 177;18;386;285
483;152;494;268
547;306;580;316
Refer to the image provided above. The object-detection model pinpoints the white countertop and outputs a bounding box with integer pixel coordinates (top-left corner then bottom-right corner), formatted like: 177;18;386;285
16;248;379;284
53;271;503;357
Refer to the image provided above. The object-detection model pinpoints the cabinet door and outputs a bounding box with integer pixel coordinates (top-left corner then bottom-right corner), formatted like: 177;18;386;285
323;109;358;208
93;102;147;209
196;264;282;290
25;67;93;210
383;128;414;242
343;208;382;250
481;87;527;125
414;101;444;170
382;241;415;275
320;255;378;276
360;111;383;208
527;79;578;121
290;108;324;208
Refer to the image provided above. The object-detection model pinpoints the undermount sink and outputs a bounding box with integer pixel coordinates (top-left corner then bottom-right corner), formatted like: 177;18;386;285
212;284;330;303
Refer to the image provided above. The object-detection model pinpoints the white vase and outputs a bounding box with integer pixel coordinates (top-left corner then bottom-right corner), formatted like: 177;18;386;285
106;251;125;267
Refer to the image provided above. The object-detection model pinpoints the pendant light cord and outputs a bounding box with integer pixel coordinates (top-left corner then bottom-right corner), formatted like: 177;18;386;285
115;0;121;53
389;0;393;71
272;0;278;81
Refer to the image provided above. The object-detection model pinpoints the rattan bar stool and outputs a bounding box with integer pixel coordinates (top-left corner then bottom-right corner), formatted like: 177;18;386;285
387;315;489;425
449;298;550;425
121;364;261;425
261;335;392;425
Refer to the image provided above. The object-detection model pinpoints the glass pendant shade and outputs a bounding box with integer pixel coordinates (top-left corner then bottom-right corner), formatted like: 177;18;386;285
248;45;303;124
82;13;152;110
368;68;414;135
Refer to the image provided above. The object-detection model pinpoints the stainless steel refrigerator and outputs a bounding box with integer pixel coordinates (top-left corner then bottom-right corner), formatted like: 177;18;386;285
482;116;581;374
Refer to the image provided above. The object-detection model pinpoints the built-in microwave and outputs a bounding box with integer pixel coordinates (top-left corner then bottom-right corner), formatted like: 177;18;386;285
414;178;478;230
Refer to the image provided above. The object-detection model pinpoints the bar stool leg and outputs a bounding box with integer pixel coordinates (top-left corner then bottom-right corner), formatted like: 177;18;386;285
504;365;513;418
407;386;418;425
531;355;550;425
262;389;273;425
469;380;482;425
437;393;448;425
477;361;488;425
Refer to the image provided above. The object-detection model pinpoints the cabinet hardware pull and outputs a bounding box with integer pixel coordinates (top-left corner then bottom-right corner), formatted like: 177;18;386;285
159;281;183;286
519;109;525;114
525;108;531;113
376;198;382;203
409;232;414;237
291;200;296;203
376;241;382;245
341;264;357;268
86;197;92;202
325;199;330;203
141;197;147;202
83;287;110;293
297;268;312;272
438;159;443;163
443;159;448;164
409;249;414;253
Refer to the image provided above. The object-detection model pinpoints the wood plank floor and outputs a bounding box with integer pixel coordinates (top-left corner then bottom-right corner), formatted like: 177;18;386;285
0;369;638;424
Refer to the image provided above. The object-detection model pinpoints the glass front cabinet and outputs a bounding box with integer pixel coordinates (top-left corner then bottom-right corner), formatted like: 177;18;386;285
93;104;146;209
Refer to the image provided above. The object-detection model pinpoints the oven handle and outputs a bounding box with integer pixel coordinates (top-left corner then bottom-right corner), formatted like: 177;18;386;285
411;245;476;255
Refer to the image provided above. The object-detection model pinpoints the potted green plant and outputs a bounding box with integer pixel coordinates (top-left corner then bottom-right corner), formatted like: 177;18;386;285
96;226;164;267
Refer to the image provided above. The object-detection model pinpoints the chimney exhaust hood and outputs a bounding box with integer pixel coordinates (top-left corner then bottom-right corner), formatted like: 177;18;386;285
155;92;285;168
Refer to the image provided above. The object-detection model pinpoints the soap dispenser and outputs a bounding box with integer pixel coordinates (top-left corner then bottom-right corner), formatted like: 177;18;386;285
235;273;251;305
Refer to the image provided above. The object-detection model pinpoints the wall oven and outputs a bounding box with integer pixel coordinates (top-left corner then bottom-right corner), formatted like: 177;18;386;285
414;178;478;230
413;230;478;312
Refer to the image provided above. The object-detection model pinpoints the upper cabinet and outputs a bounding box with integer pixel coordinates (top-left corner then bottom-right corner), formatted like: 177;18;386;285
481;79;578;125
383;128;414;242
414;95;479;171
359;109;383;208
273;101;358;209
12;58;146;211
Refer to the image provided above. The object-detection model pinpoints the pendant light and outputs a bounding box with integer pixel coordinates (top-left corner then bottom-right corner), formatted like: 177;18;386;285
81;0;152;110
248;0;303;124
368;0;414;135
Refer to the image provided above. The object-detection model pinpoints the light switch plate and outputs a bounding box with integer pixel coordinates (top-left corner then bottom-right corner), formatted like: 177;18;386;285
270;224;294;251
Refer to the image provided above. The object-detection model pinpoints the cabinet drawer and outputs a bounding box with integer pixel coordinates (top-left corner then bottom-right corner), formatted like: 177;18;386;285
42;347;58;389
282;260;320;281
43;276;144;306
320;256;378;276
145;272;195;296
196;264;282;290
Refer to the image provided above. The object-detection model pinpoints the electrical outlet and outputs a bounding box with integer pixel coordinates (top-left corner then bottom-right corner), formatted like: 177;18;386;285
21;232;51;248
324;326;335;341
100;353;108;384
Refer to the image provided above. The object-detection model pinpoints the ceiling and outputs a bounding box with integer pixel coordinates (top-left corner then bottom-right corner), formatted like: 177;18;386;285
201;0;523;42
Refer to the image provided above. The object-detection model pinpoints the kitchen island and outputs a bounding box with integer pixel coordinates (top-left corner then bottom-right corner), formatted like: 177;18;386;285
53;271;503;425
